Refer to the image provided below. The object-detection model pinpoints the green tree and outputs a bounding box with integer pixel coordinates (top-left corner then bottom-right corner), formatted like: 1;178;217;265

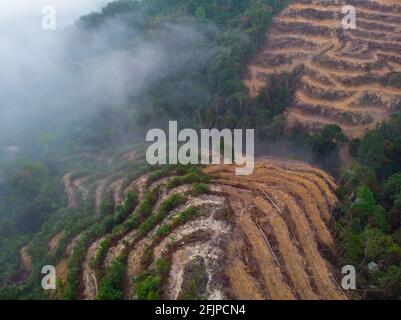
195;6;206;18
309;125;348;157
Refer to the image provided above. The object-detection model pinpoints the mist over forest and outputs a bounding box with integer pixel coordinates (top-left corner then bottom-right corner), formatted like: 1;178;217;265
0;1;222;155
1;0;401;301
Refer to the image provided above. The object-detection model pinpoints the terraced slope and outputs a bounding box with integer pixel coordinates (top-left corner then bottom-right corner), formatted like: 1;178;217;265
244;0;401;138
205;159;345;300
36;159;344;300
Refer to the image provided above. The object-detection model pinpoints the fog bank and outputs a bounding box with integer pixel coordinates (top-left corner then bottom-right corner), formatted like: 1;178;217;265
0;1;216;150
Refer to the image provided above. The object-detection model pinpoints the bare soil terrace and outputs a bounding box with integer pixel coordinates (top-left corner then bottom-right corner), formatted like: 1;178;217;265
244;0;401;138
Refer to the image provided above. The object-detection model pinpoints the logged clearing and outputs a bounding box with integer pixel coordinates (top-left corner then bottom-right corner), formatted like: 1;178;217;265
61;158;346;300
244;0;401;138
205;159;345;300
50;149;346;300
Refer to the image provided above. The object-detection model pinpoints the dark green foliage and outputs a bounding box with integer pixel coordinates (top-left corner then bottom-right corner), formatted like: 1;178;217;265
139;217;156;235
381;73;401;89
0;158;63;289
124;191;138;211
139;193;186;236
78;0;140;29
147;164;206;187
192;183;209;196
90;191;139;279
338;162;379;199
354;112;401;180
97;256;127;300
64;234;92;300
337;112;401;299
99;189;114;216
63;190;138;299
155;257;171;277
157;194;186;218
136;205;200;297
134;272;162;300
134;256;173;300
147;166;176;187
155;225;170;237
136;189;158;219
173;207;198;225
0;159;62;236
167;167;211;189
298;124;348;157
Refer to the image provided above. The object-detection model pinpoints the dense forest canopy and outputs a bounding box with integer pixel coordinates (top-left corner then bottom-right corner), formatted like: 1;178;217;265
336;112;401;299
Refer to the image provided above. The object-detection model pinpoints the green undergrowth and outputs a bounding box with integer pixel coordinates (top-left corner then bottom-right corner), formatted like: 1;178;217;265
96;194;188;300
63;190;138;299
133;205;201;300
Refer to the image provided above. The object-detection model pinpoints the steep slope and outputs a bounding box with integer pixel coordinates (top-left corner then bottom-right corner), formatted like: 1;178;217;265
48;158;345;300
244;0;401;138
204;160;345;300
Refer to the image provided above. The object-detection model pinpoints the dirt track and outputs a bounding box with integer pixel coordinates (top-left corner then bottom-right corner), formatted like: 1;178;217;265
63;172;77;208
19;246;32;275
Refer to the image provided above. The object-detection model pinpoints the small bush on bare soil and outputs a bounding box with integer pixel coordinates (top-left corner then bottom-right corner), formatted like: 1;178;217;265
192;183;209;196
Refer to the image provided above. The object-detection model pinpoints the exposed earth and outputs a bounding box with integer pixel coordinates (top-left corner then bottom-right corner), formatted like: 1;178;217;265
244;0;401;138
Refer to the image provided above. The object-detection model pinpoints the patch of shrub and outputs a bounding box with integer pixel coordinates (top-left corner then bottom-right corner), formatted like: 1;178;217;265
134;272;161;300
192;183;209;196
97;256;127;300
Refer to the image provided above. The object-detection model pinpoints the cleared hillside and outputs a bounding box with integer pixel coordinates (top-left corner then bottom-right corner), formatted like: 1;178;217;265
244;0;401;138
20;156;346;300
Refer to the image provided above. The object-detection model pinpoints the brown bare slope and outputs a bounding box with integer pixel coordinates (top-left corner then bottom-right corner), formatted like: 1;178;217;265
54;149;345;300
205;159;345;300
244;0;401;138
73;159;345;300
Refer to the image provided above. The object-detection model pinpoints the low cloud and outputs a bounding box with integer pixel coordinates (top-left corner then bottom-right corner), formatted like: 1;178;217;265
0;2;216;148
